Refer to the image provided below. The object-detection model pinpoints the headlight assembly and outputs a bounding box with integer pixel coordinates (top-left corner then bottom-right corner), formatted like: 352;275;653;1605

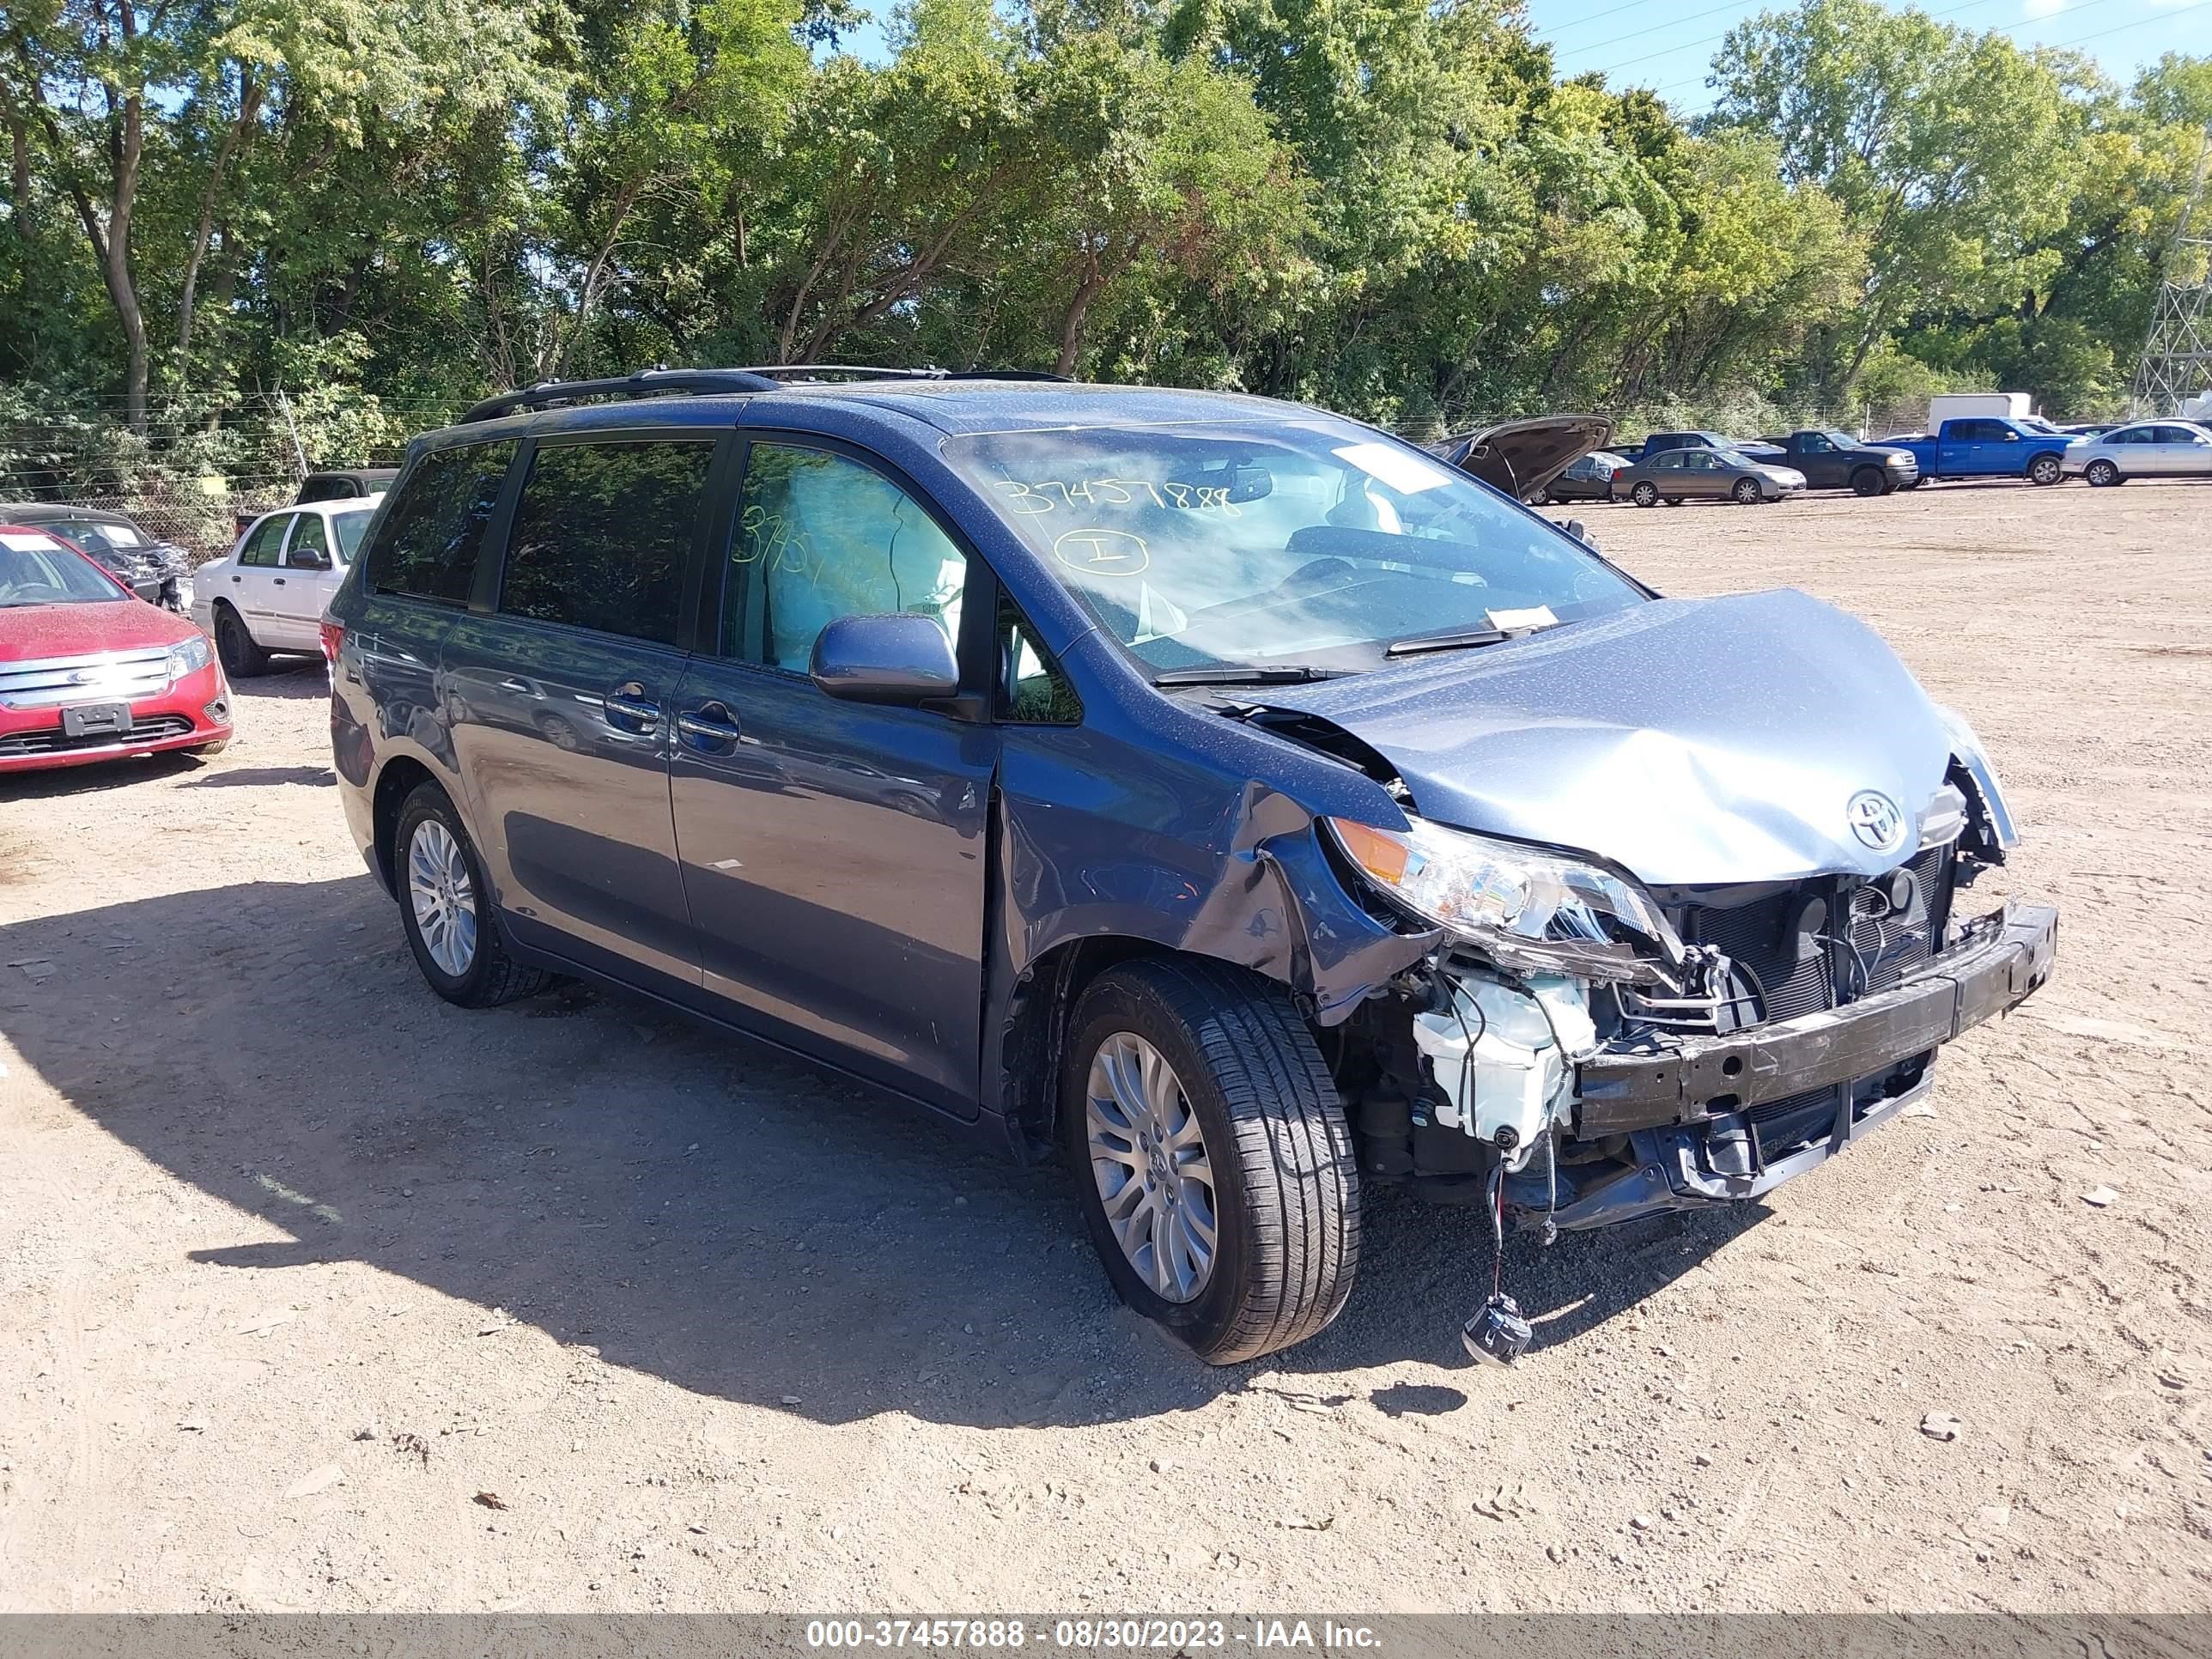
166;633;214;681
1326;814;1683;983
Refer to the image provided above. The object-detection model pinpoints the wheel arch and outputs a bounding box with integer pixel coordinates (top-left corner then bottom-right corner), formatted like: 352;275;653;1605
369;753;441;896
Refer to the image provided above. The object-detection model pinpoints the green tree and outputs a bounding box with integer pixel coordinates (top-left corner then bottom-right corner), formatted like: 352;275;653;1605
1708;0;2081;395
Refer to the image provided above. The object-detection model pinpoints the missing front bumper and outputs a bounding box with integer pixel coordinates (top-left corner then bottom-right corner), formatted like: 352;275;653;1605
1514;899;2056;1231
1575;900;2057;1137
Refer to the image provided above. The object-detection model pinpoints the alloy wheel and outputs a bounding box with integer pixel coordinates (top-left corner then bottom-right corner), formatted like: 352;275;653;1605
1084;1031;1218;1304
407;817;479;978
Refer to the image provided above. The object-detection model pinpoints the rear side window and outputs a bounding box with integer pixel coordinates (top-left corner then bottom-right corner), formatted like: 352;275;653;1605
297;477;349;502
499;438;714;645
366;440;516;605
238;517;287;568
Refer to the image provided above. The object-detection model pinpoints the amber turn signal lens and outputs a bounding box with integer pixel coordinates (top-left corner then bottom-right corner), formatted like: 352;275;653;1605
1327;817;1411;885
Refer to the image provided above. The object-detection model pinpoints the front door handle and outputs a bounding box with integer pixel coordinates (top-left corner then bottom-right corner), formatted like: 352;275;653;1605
676;702;742;746
230;574;241;583
602;684;660;732
273;577;287;586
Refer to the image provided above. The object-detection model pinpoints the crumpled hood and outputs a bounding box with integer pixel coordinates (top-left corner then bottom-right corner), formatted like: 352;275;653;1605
1252;589;1961;886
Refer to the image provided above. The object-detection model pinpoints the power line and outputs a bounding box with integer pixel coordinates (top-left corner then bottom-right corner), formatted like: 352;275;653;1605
1552;0;1777;67
1635;0;2145;99
1539;0;1662;42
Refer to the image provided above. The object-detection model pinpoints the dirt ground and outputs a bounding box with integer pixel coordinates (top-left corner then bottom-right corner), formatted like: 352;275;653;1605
2;479;2208;1616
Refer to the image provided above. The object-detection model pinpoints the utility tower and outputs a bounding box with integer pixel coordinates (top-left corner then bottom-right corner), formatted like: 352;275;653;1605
2131;124;2212;416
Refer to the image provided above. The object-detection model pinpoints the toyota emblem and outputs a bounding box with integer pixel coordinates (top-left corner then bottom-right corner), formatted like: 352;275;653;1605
1847;790;1905;854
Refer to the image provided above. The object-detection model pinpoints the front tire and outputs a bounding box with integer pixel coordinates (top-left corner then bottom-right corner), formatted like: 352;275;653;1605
1733;477;1761;504
2027;452;2064;486
393;783;552;1008
1631;481;1659;507
214;604;270;678
2085;459;2122;488
1850;467;1886;497
1061;959;1358;1366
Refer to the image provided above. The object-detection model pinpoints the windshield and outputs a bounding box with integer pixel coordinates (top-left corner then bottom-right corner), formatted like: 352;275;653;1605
44;518;143;561
0;532;126;606
944;418;1644;677
331;507;374;561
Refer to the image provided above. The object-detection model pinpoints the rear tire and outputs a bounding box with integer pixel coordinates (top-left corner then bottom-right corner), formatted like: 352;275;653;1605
1061;958;1358;1366
2085;459;2122;488
214;604;270;678
1631;481;1658;507
1850;467;1886;497
393;783;552;1009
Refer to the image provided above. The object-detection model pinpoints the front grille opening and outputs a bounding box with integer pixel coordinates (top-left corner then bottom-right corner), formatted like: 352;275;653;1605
0;714;193;757
1662;846;1957;1033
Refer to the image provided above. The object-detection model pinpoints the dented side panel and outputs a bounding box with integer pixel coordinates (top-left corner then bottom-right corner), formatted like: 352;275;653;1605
976;633;1437;1121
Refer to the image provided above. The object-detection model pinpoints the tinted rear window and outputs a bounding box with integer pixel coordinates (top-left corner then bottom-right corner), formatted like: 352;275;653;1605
498;438;714;645
364;441;516;604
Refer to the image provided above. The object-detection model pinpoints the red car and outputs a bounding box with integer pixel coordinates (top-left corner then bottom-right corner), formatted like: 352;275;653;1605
1;523;232;773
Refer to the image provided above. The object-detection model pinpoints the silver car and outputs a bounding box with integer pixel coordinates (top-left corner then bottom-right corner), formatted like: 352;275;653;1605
2064;419;2212;486
1618;447;1808;507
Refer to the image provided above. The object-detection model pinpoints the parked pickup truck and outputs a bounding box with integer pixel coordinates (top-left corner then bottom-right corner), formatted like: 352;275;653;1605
1879;417;2070;487
1755;429;1921;495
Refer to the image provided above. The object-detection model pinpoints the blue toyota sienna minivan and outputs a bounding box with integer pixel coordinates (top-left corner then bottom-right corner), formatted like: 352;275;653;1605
323;368;2056;1364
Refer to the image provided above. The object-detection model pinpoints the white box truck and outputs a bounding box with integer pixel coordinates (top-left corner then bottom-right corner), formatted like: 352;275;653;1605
1928;392;2031;427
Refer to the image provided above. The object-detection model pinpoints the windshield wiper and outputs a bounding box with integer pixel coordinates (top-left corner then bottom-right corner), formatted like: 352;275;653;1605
1384;626;1510;657
1152;664;1344;686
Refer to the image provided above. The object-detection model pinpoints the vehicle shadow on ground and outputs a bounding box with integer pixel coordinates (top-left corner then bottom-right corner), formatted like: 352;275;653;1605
0;873;1759;1429
229;659;329;698
179;764;335;788
0;749;210;801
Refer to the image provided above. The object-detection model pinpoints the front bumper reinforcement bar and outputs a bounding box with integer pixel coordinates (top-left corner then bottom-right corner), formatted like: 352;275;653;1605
1574;900;2057;1139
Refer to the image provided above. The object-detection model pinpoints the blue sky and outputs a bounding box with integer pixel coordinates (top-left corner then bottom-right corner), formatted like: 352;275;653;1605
1528;0;2212;110
836;1;2212;105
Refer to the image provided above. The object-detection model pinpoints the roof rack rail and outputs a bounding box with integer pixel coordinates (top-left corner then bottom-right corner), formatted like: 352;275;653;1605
457;363;1076;424
738;364;1073;384
459;368;783;425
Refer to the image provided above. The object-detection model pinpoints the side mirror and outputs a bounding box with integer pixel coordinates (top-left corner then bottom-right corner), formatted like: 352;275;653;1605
810;613;960;706
1562;518;1597;550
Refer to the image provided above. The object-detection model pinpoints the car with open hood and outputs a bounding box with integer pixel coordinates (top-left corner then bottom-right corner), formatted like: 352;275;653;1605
325;368;2055;1367
0;524;231;772
1429;416;1613;503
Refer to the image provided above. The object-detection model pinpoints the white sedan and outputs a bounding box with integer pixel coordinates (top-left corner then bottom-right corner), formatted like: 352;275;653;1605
2063;420;2212;487
191;495;381;676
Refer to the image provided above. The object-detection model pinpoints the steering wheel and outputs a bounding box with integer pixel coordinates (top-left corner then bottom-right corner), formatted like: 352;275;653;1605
1;582;66;604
